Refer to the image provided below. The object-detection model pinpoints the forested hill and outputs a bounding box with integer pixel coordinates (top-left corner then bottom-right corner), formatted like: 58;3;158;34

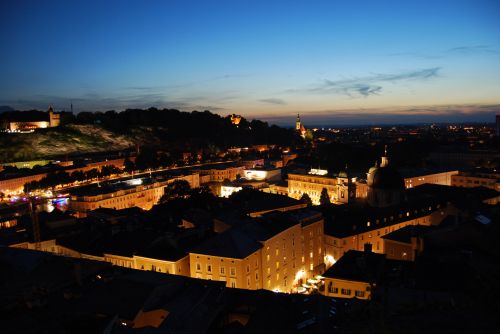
0;108;300;162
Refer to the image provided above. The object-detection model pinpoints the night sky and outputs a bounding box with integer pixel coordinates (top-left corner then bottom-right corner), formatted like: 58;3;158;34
1;0;499;125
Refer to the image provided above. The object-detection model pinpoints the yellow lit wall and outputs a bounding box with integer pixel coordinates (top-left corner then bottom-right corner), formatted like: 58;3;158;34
324;278;372;300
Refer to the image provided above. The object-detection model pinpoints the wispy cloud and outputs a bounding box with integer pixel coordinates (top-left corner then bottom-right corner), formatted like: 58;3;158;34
258;104;500;126
291;67;440;98
258;98;287;105
446;45;500;55
0;92;229;113
389;45;500;59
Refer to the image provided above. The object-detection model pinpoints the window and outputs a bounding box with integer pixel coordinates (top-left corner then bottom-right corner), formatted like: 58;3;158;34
246;265;250;273
256;272;259;280
276;261;280;269
207;264;212;273
267;254;270;262
230;267;236;276
355;290;365;298
328;282;338;293
220;266;225;275
267;267;271;275
341;288;351;295
196;263;201;271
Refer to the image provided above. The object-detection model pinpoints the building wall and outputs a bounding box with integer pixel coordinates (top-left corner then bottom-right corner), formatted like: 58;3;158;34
288;173;338;204
0;173;48;195
383;238;422;261
197;166;245;183
134;255;190;276
451;174;500;192
404;170;458;188
323;278;371;300
300;220;325;277
8;121;50;131
189;251;262;290
0;157;134;196
324;203;450;265
190;217;325;293
261;224;303;293
355;182;368;198
69;173;199;213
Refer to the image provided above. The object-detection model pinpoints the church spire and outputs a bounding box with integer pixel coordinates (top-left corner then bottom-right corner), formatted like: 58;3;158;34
381;145;389;167
296;113;301;130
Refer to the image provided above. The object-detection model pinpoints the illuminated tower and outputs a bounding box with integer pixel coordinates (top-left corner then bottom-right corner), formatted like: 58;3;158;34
48;105;60;127
296;113;301;131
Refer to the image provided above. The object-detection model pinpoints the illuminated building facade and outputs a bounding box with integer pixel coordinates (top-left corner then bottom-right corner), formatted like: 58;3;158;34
69;173;199;214
323;202;451;266
194;164;245;183
403;170;458;188
287;168;357;205
6;106;60;131
451;169;500;192
323;249;385;300
12;239;191;276
190;210;324;293
0;157;135;195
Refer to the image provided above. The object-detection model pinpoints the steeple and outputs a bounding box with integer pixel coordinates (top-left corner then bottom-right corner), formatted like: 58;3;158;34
380;145;389;167
296;113;301;130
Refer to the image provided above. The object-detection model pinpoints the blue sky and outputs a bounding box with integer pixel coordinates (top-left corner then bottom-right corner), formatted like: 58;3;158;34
1;0;499;124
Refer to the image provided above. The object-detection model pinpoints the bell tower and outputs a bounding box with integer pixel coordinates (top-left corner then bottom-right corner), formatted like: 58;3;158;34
296;113;301;131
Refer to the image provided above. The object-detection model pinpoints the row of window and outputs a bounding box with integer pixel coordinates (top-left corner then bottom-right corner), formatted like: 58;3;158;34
195;263;237;276
327;285;366;297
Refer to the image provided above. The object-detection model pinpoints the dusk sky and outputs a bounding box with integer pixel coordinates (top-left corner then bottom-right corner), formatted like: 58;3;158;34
1;0;500;125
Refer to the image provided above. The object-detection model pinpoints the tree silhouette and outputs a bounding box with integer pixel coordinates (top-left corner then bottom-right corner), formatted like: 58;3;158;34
320;188;331;206
300;193;313;206
160;180;191;202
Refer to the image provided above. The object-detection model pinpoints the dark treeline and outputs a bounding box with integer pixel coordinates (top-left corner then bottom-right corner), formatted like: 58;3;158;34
73;108;299;147
1;107;300;148
23;165;122;193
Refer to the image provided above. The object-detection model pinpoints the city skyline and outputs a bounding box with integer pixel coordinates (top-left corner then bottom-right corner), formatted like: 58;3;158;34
1;0;500;125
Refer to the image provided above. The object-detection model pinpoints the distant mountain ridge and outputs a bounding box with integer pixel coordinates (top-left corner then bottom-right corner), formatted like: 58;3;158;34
0;106;14;113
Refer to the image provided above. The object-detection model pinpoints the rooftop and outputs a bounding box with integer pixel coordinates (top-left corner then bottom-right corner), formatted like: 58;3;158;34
228;188;305;215
322;250;385;282
381;224;434;244
191;228;262;259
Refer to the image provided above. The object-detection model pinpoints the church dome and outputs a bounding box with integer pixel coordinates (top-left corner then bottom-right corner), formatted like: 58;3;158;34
367;165;405;189
366;149;404;190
